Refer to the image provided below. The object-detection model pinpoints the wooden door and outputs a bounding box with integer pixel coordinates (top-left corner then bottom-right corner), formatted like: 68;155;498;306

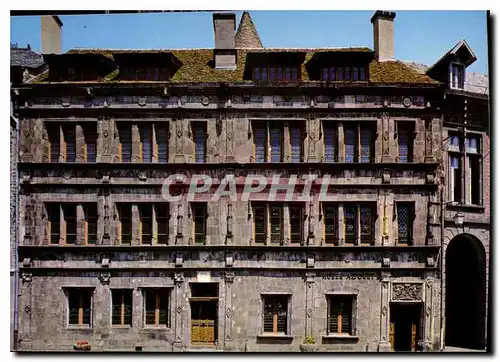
191;301;216;344
411;322;417;351
389;322;395;350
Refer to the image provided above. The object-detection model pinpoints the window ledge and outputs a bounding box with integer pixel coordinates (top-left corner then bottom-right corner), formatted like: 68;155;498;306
66;326;93;331
322;334;359;340
141;326;171;331
257;334;293;339
110;325;132;329
446;204;485;212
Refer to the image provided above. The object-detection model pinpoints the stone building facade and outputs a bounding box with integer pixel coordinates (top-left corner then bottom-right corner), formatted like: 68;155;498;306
11;11;489;352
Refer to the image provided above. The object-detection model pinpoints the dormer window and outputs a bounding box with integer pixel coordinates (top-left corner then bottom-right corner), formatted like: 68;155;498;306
320;66;368;81
253;66;299;81
450;63;465;89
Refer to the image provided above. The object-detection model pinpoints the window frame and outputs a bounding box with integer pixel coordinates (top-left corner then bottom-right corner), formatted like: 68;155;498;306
395;202;415;245
450;62;465;90
396;121;415;163
322;203;338;245
344;122;376;164
83;203;98;245
261;293;291;336
289;204;304;244
465;134;483;206
111;289;133;327
343;203;376;245
117;123;133;163
192;203;207;244
65;287;94;328
253;65;300;82
118;204;133;245
192;122;207;164
143;288;171;328
326;293;357;336
320;66;368;81
323;122;338;163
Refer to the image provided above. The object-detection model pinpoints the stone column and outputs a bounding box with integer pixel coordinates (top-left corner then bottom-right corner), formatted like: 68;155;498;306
305;272;315;337
95;274;111;347
173;272;185;352
76;124;85;162
132;124;141;163
338;122;345;162
76;203;85;245
423;276;434;351
378;271;392;351
132;204;141;245
99;116;113;163
225;116;235;162
224;271;235;350
424;118;434;162
381;114;392;162
283;122;291;163
174;119;185;163
18;272;34;347
306;118;316;162
337;204;344;246
283;204;290;245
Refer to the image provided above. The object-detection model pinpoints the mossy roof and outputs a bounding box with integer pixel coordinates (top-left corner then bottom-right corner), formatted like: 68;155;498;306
32;47;440;85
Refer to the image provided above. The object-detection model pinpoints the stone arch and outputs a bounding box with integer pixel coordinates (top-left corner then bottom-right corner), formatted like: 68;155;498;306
444;233;486;350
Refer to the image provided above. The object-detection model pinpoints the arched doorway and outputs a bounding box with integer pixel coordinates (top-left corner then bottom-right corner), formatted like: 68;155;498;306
445;234;486;350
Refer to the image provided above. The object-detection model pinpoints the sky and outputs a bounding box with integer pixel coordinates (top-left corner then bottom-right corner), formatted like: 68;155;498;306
10;10;489;74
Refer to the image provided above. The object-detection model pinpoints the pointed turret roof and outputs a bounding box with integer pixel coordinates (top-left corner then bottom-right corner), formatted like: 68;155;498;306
235;11;263;49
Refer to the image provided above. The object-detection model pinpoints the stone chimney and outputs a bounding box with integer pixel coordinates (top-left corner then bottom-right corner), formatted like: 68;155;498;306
213;13;236;69
371;11;396;62
41;15;63;54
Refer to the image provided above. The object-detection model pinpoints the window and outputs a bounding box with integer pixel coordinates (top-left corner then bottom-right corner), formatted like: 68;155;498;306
466;135;482;205
119;204;132;245
62;204;77;244
253;66;299;81
321;66;368;81
83;124;97;163
193;123;206;163
323;204;338;244
344;122;375;163
323;123;338;162
47;203;60;245
156;203;169;245
396;203;414;245
84;203;98;245
112;290;133;326
447;132;482;205
344;204;375;245
67;288;92;326
450;63;465;89
139;124;153;163
139;204;153;245
144;289;170;327
252;204;287;244
263;295;289;334
252;121;301;163
253;205;267;244
193;203;207;244
156;124;169;163
63;125;76;163
290;126;303;163
289;205;303;244
327;295;355;335
118;124;132;163
47;124;61;163
269;127;283;162
397;122;414;163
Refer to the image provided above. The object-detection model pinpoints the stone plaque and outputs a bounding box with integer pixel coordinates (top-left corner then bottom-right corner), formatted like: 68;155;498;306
197;271;211;283
391;283;423;301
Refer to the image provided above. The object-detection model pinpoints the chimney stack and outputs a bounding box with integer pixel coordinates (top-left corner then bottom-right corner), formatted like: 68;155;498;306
212;13;236;69
41;15;63;54
371;11;396;62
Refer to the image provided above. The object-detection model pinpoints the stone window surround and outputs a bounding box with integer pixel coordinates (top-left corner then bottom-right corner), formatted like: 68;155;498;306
44;121;97;163
258;292;293;338
61;286;95;329
110;288;135;328
324;291;359;339
139;286;173;329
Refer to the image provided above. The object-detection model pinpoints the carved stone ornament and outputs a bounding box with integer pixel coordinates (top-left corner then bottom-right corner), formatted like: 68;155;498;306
392;283;423;301
61;96;71;107
24;130;30;138
225;271;235;283
226;308;233;318
21;272;32;285
99;273;111;285
174;273;184;283
402;96;413;108
103;129;109;138
201;96;210;106
137;96;147;106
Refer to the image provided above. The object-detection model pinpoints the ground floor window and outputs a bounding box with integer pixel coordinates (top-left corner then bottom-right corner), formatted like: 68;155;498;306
144;288;170;327
263;294;289;335
112;289;133;326
327;295;355;335
67;288;92;326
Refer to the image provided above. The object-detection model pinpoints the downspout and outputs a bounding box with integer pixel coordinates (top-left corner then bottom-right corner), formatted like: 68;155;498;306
12;96;20;350
439;183;445;351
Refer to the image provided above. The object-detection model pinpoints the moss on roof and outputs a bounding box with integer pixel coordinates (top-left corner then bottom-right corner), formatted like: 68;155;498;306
34;48;439;85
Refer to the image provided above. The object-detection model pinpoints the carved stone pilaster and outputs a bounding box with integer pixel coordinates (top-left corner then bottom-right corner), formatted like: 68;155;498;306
173;272;184;350
308;118;317;162
381;114;392;162
424;277;434;350
224;271;235;348
225;116;234;162
305;272;315;336
424;118;434;162
174;118;185;163
378;271;391;351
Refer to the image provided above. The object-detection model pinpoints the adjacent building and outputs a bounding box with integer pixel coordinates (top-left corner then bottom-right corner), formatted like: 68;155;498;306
10;11;490;352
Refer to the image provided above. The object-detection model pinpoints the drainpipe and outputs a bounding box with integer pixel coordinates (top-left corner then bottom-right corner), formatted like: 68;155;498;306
439;184;445;351
12;96;20;350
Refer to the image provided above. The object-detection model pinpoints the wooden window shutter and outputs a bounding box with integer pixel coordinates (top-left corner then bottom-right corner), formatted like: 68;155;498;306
389;322;395;350
152;124;159;161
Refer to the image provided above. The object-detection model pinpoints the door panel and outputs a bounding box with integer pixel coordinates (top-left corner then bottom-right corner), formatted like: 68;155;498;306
191;301;217;344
